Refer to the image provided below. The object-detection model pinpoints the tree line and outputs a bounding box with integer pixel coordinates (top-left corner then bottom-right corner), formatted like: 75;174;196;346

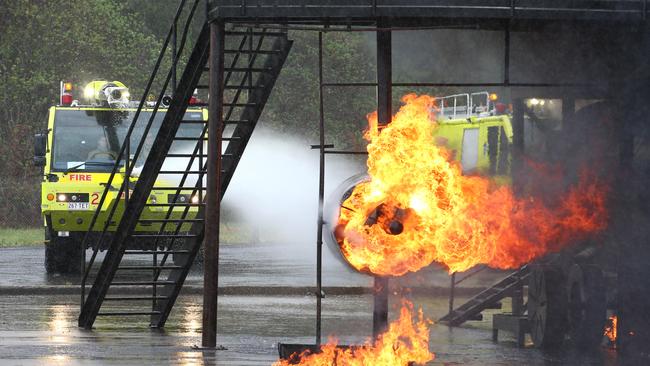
0;0;377;226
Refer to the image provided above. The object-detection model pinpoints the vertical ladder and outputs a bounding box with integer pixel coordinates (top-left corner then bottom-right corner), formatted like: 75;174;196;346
78;1;292;329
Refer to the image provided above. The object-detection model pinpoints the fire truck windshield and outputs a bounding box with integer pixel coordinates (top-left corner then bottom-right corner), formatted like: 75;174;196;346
51;109;204;172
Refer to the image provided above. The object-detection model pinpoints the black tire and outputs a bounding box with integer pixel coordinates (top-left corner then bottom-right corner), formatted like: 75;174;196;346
566;264;606;349
44;226;82;274
528;264;568;349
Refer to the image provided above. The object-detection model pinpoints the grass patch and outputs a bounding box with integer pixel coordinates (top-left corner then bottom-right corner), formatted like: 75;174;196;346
0;228;43;247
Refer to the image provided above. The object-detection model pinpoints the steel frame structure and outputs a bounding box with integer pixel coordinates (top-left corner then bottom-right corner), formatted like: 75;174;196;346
204;0;650;353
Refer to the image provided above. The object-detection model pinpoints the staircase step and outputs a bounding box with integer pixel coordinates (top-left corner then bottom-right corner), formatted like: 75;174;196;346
225;103;257;107
130;234;199;239
225;30;286;37
97;311;162;316
173;136;208;141
138;218;203;223
225;84;265;90
149;186;207;190
196;84;265;90
177;136;240;142
165;153;208;158
225;119;251;124
124;250;190;255
179;119;207;124
117;265;183;270
159;170;207;174
104;296;169;301
110;281;176;286
224;67;273;73
144;203;205;207
225;49;282;55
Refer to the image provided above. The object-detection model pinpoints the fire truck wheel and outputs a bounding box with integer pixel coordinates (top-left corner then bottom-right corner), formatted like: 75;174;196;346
44;227;82;274
566;264;606;349
528;264;568;349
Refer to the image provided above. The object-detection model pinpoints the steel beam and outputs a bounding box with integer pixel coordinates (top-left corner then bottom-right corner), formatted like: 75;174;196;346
202;20;225;349
209;0;650;22
373;18;391;340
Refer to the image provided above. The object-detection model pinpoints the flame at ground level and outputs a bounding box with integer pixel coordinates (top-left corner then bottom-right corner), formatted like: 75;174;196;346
273;302;434;366
337;94;608;275
604;315;617;343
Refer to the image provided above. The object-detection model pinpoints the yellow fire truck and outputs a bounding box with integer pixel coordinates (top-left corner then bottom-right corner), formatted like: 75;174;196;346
34;81;206;273
432;91;513;178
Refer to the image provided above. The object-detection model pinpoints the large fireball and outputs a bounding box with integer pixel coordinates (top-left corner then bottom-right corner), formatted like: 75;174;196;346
336;94;608;276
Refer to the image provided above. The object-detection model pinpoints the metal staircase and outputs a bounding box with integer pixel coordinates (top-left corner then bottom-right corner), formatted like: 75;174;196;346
439;265;530;326
78;0;292;329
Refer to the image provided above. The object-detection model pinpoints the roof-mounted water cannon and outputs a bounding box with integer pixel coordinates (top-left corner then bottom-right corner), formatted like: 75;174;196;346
83;80;130;108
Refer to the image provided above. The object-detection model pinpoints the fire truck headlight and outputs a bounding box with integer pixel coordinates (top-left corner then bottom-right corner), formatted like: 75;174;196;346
84;85;95;100
191;195;199;204
57;194;67;202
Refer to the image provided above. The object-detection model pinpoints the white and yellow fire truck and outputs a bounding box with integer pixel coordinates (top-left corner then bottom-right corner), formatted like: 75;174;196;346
432;92;513;178
34;81;206;273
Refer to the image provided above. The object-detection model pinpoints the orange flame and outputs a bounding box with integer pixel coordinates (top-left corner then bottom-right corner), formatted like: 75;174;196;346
604;315;617;343
273;302;434;366
337;94;608;275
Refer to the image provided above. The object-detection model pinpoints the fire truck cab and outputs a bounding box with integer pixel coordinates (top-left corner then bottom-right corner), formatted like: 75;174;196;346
34;81;207;273
432;92;513;179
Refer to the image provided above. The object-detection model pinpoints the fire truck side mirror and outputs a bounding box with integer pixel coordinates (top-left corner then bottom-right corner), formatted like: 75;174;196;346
33;133;47;167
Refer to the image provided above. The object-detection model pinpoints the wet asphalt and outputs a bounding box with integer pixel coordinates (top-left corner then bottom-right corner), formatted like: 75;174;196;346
0;243;505;290
0;244;624;365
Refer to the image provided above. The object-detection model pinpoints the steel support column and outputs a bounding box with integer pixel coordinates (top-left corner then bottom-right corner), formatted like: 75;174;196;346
373;18;391;340
202;20;225;349
315;31;326;346
376;20;392;127
511;99;525;196
373;276;390;339
561;97;574;124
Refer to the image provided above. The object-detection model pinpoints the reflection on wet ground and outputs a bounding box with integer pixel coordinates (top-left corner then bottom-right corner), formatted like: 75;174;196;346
0;293;621;365
0;244;623;365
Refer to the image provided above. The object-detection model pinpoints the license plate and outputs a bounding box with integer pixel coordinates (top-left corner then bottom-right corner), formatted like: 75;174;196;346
68;202;90;210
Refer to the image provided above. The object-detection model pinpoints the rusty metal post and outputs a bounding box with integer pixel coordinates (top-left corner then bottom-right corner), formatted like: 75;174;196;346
372;18;392;340
202;20;224;349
